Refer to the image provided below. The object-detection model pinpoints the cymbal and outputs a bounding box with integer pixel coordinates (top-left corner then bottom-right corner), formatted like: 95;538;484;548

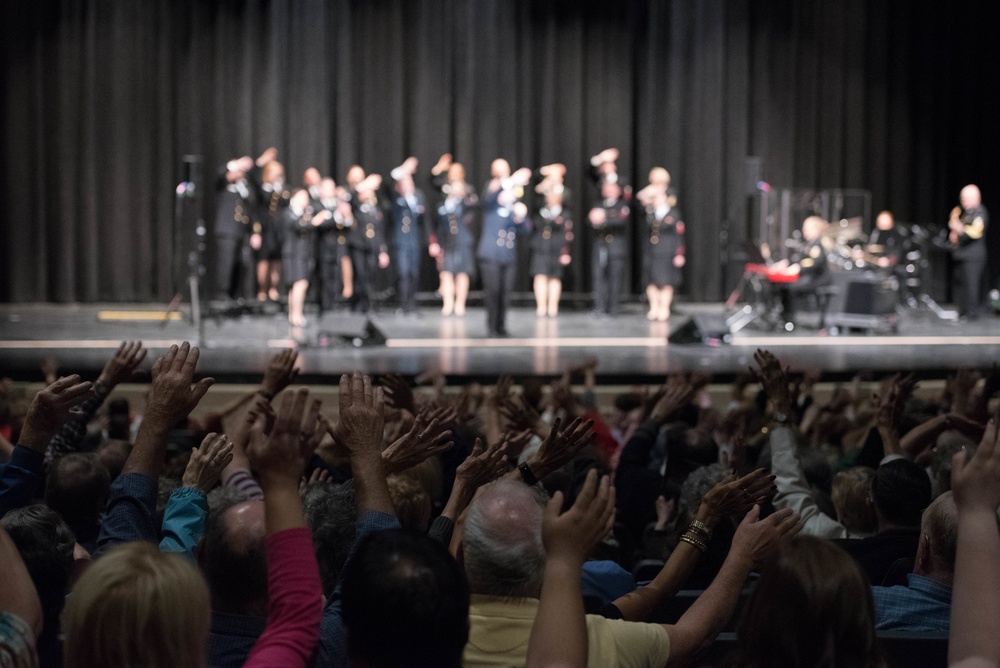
823;216;865;243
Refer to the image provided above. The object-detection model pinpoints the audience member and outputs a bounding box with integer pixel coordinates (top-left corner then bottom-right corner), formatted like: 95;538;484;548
871;491;956;631
733;536;884;668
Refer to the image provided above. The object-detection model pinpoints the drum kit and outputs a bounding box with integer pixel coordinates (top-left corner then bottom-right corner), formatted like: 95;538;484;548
726;216;955;334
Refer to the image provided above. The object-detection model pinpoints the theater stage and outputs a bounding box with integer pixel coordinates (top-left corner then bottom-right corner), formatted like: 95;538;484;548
0;302;998;383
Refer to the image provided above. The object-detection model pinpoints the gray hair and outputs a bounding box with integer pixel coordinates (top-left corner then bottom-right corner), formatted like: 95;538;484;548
462;479;547;599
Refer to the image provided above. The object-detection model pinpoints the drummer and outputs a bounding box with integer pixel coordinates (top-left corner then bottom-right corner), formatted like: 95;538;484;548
867;210;905;268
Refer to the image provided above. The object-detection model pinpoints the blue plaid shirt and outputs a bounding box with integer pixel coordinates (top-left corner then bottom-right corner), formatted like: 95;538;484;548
93;472;159;560
872;573;952;632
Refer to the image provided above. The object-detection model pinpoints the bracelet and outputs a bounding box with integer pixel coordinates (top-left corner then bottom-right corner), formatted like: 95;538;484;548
690;519;713;538
679;533;707;553
686;524;712;543
256;388;274;401
518;462;539;486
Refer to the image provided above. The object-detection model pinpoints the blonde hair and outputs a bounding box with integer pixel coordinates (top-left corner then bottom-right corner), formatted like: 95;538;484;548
832;466;876;535
62;542;210;668
388;474;433;532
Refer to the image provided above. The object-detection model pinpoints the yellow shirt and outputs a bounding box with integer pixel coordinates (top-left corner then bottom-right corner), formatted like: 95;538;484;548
464;594;671;668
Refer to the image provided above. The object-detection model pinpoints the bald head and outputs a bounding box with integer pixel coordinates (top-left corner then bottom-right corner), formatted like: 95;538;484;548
960;184;982;210
802;215;827;242
461;480;546;598
201;499;268;614
876;211;895;231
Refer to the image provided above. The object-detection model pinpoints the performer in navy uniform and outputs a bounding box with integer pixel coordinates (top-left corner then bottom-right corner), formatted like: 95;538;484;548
530;187;573;317
214;155;255;301
948;184;989;319
349;174;390;313
430;154;478;316
588;179;631;316
388;157;427;315
477;159;532;336
867;210;906;268
282;189;330;327
254;159;290;302
315;178;353;311
642;186;685;322
778;215;831;325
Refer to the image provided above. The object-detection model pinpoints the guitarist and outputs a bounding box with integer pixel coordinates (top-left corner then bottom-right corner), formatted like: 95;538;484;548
948;184;989;319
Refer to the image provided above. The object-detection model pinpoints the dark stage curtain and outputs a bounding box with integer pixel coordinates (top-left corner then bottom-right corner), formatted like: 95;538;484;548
3;0;999;303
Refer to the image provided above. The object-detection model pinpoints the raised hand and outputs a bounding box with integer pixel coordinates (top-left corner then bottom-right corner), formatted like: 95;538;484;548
952;412;1000;515
527;417;595;480
649;381;695;423
730;505;801;568
699;468;776;525
753;348;792;414
146;343;215;426
381;414;453;475
299;468;333;494
455;436;509;491
182;433;235;492
543;469;616;567
247;389;319;487
19;375;94;451
382;373;416;414
260;349;300;398
500;395;545;435
337;372;385;455
98;341;147;388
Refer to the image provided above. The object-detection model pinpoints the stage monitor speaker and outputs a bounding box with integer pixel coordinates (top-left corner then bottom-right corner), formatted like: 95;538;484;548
667;315;732;346
824;271;898;331
316;315;387;348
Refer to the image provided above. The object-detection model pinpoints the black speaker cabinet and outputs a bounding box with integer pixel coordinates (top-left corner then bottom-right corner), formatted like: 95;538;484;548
824;271;898;332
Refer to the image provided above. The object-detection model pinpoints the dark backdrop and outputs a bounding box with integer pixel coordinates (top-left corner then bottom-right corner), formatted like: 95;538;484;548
3;0;999;303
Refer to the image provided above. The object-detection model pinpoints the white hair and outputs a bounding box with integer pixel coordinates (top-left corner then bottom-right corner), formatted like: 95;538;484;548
462;479;547;599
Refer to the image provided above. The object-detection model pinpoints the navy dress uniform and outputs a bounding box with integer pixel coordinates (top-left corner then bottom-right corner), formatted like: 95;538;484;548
951;203;989;318
530;205;573;278
591;196;631;315
433;188;478;277
281;202;316;286
214;167;257;300
643;204;685;289
316;197;352;311
390;190;428;313
350;197;388;313
477;185;531;336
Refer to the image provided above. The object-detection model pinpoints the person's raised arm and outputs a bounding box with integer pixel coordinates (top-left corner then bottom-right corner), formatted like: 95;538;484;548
508;417;595;486
160;433;234;559
94;343;213;558
47;341;147;462
948;411;1000;667
663;506;800;665
439;436;507;524
124;343;214;478
754;349;846;538
244;389;323;668
1;375;92;515
613;469;775;622
527;469;616;668
379;414;453;476
337;372;392;515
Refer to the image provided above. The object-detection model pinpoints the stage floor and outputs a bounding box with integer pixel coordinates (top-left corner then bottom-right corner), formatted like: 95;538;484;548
1;302;998;382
